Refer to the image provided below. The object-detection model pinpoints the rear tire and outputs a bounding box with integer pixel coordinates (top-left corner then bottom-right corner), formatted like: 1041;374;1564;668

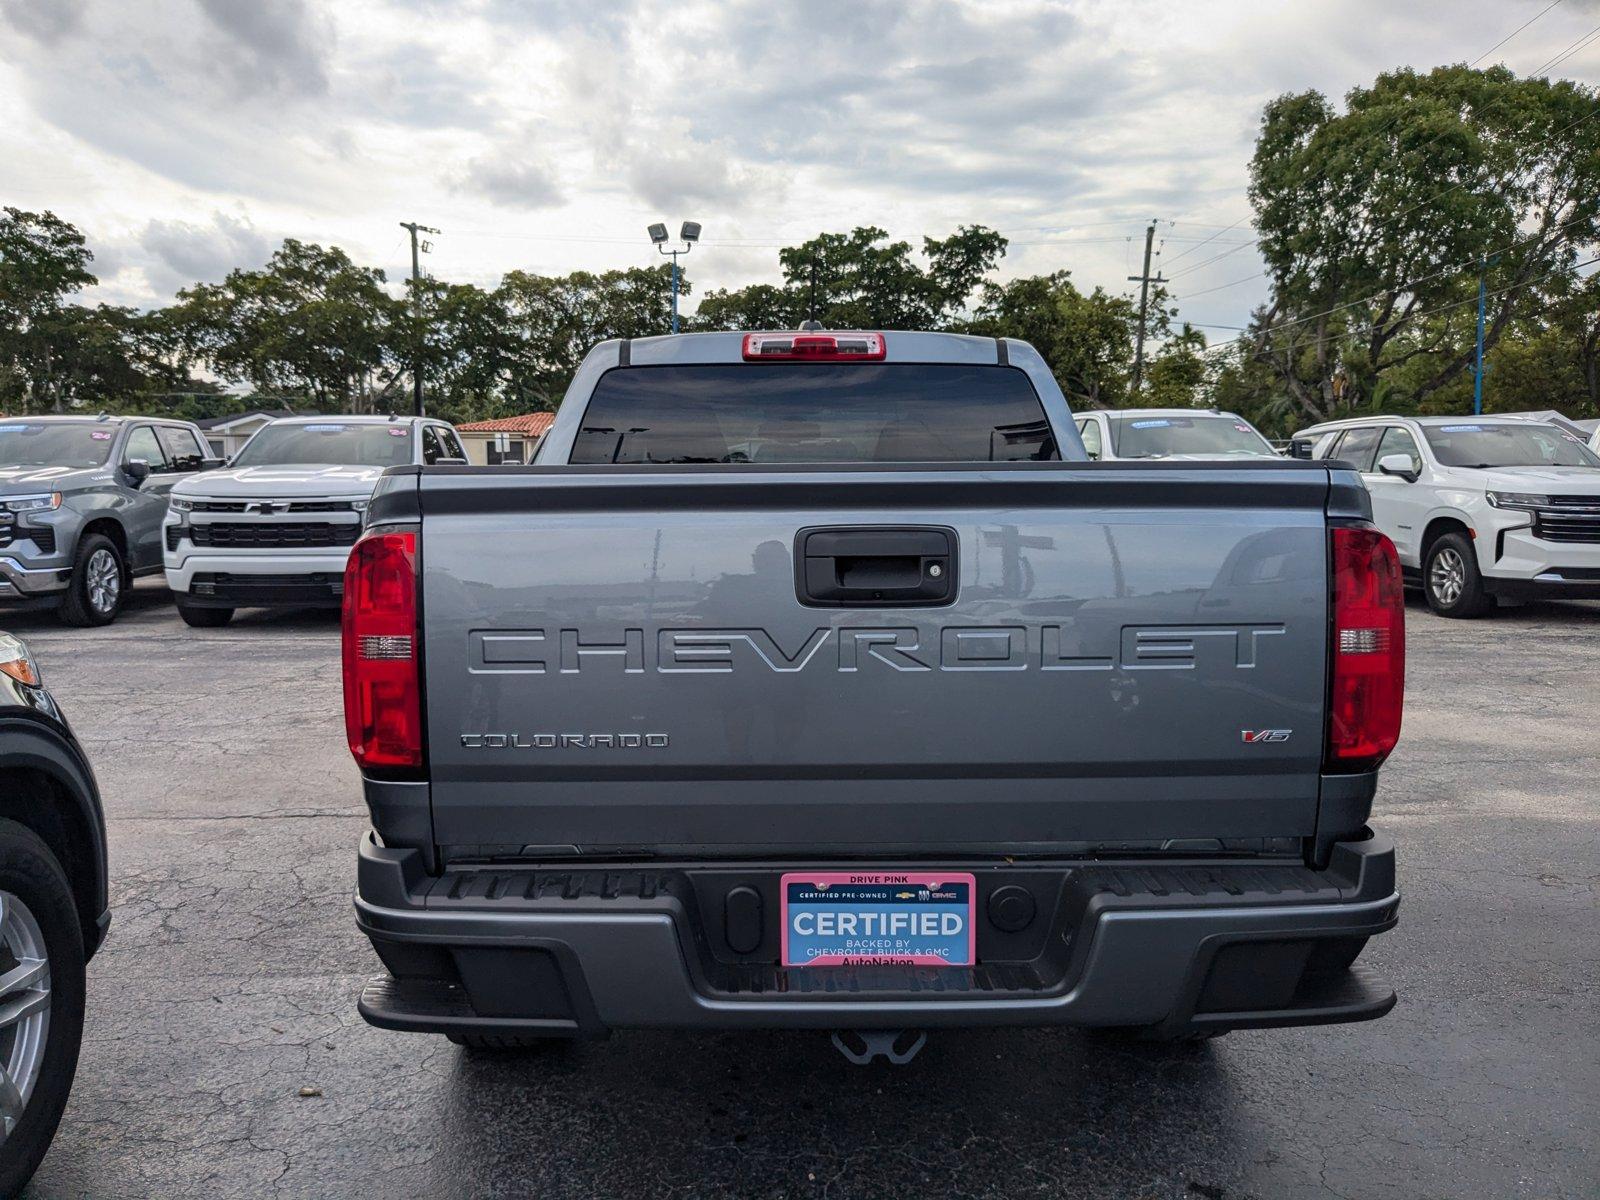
0;819;88;1199
57;534;125;627
176;602;234;628
1423;532;1493;618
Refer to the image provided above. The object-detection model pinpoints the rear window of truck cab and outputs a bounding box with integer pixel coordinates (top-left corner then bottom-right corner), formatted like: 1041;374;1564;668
568;364;1060;465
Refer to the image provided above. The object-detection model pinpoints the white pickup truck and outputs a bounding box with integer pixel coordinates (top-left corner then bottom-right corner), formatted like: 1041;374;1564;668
163;414;467;626
1292;415;1600;616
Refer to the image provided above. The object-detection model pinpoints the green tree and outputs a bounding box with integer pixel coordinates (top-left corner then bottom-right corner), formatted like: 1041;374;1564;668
407;278;517;424
694;225;1007;332
1244;65;1600;422
964;272;1209;411
0;207;99;412
964;272;1133;408
692;282;804;332
170;239;403;411
495;264;680;409
1143;325;1209;409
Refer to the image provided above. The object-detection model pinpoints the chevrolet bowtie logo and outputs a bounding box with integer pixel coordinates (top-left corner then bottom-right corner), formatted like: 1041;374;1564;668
245;501;289;515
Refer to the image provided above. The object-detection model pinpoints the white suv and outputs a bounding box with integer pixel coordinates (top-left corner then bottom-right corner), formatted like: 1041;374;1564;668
1292;416;1600;617
163;415;466;626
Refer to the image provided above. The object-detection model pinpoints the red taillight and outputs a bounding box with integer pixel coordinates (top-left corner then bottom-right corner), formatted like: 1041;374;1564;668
1325;525;1405;772
342;530;421;770
741;332;886;361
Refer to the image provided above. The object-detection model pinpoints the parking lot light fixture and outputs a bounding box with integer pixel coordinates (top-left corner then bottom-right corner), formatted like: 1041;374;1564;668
648;220;700;334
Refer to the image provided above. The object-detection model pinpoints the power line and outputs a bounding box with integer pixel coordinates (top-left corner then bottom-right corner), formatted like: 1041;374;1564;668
1201;245;1597;374
1531;23;1600;75
1172;95;1600;309
439;225;1256;250
1173;78;1600;287
1472;0;1569;67
1161;4;1582;281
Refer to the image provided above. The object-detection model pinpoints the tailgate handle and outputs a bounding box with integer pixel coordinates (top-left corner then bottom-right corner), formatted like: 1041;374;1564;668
797;526;956;607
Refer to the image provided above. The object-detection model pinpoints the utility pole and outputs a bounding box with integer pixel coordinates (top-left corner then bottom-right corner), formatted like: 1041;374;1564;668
1128;221;1166;394
399;221;440;416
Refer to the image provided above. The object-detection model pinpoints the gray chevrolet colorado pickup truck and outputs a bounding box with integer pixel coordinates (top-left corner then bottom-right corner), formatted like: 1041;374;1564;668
347;330;1404;1058
0;416;218;625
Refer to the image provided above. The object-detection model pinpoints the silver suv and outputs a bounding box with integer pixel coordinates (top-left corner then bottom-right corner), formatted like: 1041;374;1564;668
0;416;219;625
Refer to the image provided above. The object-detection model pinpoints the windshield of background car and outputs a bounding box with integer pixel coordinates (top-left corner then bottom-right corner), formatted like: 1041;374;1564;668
1421;423;1600;469
568;364;1059;464
0;421;115;468
1109;414;1275;458
231;423;415;467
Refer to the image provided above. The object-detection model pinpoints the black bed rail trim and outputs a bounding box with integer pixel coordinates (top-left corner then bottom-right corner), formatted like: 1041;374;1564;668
412;461;1340;516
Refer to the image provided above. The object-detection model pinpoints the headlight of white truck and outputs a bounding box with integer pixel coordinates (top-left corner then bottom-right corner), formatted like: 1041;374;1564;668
1485;491;1549;510
169;497;194;512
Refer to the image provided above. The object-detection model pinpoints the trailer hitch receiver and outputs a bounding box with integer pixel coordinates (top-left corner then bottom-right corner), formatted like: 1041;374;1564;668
830;1029;927;1065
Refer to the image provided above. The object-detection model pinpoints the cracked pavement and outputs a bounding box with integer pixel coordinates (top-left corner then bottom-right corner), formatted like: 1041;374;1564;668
8;580;1599;1199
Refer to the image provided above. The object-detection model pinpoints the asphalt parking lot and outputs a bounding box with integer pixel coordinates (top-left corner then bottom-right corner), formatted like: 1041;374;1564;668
7;579;1599;1200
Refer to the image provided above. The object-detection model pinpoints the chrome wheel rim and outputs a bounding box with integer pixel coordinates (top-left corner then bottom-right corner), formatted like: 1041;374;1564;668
86;548;120;614
1430;547;1466;606
0;889;51;1144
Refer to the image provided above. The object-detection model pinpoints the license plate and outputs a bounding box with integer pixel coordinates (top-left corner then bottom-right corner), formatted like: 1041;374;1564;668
780;872;976;968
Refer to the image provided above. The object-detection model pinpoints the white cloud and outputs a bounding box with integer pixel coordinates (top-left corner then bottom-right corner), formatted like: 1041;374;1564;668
457;152;565;210
0;0;86;43
193;0;332;97
0;0;1595;332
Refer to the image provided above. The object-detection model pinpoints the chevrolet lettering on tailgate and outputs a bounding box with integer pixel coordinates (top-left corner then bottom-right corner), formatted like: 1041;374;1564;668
468;623;1288;674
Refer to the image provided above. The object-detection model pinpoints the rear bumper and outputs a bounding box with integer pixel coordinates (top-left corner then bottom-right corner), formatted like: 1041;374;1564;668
355;831;1399;1038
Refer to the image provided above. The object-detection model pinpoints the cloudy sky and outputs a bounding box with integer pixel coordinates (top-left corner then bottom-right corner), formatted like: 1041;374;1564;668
2;0;1597;338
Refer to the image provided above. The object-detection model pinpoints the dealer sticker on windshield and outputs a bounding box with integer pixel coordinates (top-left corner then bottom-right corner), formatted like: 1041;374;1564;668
780;872;976;968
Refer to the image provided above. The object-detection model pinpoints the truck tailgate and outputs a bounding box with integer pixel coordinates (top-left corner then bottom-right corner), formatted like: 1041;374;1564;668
416;464;1333;855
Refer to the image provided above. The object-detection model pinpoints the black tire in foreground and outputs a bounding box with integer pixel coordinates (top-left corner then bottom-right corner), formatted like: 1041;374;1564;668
1423;531;1494;618
176;602;234;628
57;533;125;628
0;819;87;1198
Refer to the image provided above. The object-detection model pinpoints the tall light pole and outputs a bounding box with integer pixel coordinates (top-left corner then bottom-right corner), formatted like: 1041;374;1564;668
648;221;700;333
